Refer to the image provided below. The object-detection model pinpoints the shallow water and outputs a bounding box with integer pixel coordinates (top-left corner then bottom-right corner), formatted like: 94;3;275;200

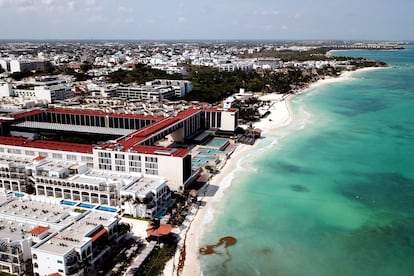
200;46;414;276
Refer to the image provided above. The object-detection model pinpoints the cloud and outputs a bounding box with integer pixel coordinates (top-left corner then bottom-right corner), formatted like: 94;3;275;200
281;25;288;31
67;1;75;11
254;10;279;16
177;16;186;24
85;0;97;6
293;12;302;19
88;15;107;23
118;6;131;13
41;0;53;6
0;0;36;12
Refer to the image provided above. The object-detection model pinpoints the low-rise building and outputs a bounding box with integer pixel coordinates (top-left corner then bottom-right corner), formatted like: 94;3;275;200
120;176;170;218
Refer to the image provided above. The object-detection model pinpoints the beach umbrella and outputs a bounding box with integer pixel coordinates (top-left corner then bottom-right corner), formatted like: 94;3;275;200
146;224;172;237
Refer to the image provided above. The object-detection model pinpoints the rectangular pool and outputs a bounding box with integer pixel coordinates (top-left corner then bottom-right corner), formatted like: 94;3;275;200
206;138;229;149
96;205;117;213
77;203;95;209
61;200;77;206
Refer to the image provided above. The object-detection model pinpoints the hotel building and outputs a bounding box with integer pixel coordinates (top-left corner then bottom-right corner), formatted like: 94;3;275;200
0;106;237;189
0;191;121;276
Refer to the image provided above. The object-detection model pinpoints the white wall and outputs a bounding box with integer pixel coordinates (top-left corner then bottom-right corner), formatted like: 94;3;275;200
0;83;12;97
221;111;237;132
10;60;21;73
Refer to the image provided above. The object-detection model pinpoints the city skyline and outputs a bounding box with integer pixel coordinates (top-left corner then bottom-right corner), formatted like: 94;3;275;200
0;0;413;41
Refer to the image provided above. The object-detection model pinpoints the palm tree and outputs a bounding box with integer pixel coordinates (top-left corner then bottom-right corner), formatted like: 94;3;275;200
121;194;133;215
132;197;143;217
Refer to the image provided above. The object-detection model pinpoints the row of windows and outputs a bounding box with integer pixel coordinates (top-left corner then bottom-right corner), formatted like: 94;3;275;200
115;159;125;165
10;148;80;161
99;153;156;162
36;180;115;191
7;148;21;154
145;157;158;163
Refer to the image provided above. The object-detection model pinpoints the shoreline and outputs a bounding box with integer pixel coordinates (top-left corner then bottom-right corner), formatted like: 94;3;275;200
165;66;386;276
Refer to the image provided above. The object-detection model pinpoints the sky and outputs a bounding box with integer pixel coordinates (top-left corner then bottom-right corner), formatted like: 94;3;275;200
0;0;413;41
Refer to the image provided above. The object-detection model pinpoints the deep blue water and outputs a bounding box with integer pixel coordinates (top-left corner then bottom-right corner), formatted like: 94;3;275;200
200;46;414;275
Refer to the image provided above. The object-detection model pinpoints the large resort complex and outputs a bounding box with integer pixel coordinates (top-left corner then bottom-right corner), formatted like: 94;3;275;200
0;97;238;275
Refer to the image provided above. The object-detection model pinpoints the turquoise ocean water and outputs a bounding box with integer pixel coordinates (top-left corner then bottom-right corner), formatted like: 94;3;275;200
200;46;414;275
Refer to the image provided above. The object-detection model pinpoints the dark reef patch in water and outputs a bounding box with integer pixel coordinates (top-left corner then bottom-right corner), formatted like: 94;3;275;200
290;184;310;192
200;236;237;255
272;161;312;175
257;247;273;256
200;236;237;271
339;172;414;211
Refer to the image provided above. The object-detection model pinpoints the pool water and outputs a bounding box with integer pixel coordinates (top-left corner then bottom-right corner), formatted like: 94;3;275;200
206;138;229;148
192;157;215;167
96;205;117;212
77;203;95;209
61;200;77;206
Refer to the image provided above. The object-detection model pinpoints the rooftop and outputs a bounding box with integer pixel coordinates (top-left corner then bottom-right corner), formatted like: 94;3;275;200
122;176;166;196
13;121;133;136
0;136;94;154
35;210;117;255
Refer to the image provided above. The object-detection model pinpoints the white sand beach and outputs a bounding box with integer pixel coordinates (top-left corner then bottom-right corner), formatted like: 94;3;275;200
168;93;293;276
164;66;385;276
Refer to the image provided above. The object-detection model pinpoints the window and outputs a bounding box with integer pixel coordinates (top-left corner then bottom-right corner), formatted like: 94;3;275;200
81;156;93;162
57;260;63;264
130;155;141;161
53;153;62;159
145;157;157;162
98;152;111;158
145;156;158;175
115;153;124;159
115;159;125;165
67;154;77;161
58;269;64;273
8;148;21;154
99;164;112;170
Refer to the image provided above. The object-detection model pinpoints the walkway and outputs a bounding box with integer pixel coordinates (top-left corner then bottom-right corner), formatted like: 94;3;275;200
124;240;157;276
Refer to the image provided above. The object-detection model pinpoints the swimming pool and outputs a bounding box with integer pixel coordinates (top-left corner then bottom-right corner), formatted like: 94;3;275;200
14;192;25;198
61;200;77;206
192;157;215;167
96;205;117;213
77;203;95;209
197;149;223;156
206;138;229;149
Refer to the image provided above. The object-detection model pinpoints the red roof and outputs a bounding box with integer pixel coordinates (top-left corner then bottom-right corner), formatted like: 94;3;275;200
0;136;93;154
13;109;45;119
129;145;190;158
29;226;49;236
176;108;201;119
118;109;201;149
0;136;28;146
48;108;162;121
119;117;180;147
25;140;93;154
47;273;62;276
91;227;107;242
202;107;238;113
33;155;46;161
146;224;172;237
